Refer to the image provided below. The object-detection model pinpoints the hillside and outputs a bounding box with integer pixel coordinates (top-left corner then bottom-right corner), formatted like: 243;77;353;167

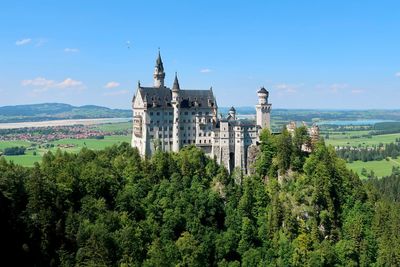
0;129;399;266
0;103;131;123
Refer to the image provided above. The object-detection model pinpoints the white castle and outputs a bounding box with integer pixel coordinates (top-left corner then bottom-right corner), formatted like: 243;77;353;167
131;52;271;173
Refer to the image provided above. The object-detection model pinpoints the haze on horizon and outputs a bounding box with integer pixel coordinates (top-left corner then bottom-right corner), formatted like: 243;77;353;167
1;1;399;110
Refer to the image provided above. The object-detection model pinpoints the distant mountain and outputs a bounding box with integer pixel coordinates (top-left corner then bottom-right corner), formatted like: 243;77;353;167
0;103;131;123
2;103;400;124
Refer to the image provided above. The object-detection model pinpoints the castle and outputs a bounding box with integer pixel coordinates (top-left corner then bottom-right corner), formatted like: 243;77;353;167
131;52;271;173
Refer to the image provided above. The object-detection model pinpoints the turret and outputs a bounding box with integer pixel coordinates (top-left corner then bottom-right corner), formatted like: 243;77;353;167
229;106;236;120
153;50;165;87
257;86;269;105
171;72;180;152
255;86;271;130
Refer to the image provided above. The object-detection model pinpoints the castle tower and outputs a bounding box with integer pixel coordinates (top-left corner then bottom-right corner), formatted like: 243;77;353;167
171;72;180;152
255;87;271;129
310;124;320;146
153;50;165;87
228;106;236;120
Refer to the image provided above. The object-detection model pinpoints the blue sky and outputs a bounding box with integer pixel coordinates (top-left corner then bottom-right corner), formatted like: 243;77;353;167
1;0;400;109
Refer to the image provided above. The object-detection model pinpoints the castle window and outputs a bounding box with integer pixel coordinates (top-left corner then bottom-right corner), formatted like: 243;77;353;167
158;134;162;138
184;140;186;143
192;112;195;115
199;133;202;137
199;140;202;143
150;112;153;115
199;112;202;115
184;112;188;115
150;127;154;131
156;112;160;116
150;120;153;123
183;119;186;123
206;112;209;115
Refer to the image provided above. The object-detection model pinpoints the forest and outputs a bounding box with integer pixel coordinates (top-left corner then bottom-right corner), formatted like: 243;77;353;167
336;140;400;162
0;127;399;266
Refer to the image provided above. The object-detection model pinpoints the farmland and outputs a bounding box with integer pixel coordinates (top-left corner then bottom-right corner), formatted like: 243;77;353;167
2;111;400;179
2;135;130;167
0;121;132;167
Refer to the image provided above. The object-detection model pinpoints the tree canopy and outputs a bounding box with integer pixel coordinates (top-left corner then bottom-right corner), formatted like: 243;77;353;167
0;135;399;266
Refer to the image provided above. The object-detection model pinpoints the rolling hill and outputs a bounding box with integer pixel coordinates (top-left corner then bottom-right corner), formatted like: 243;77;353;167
0;103;132;123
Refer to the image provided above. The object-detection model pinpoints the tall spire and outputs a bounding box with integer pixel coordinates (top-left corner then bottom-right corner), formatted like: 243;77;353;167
172;72;180;90
155;49;164;72
153;49;165;87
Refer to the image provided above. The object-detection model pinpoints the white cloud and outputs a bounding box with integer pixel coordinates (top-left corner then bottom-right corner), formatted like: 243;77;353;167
104;81;120;89
16;38;32;46
395;72;400;77
275;83;300;94
64;48;79;53
22;77;85;94
103;90;129;96
200;68;212;73
21;77;55;87
57;78;83;89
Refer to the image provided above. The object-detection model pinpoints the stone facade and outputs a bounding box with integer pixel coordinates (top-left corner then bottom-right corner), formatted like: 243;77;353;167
286;121;321;152
131;52;272;173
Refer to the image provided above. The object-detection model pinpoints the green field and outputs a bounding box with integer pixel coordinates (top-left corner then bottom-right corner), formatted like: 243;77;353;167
0;140;32;150
1;135;131;167
347;157;400;178
91;122;132;132
325;133;400;147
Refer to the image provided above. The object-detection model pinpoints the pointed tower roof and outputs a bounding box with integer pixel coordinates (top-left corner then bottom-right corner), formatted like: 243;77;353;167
229;106;236;112
155;49;164;72
257;86;268;94
172;72;180;91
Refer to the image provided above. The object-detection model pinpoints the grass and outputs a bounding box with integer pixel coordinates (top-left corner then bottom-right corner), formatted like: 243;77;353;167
347;157;400;178
1;135;131;167
91;122;132;132
325;132;400;147
3;150;43;167
0;140;33;150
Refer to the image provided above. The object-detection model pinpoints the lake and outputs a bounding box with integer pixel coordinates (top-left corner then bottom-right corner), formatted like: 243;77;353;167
0;118;132;129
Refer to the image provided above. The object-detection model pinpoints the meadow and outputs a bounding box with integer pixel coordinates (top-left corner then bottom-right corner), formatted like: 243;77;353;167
2;135;130;167
2;119;400;178
326;132;400;147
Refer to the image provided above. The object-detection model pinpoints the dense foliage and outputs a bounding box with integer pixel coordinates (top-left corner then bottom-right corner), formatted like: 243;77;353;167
3;146;26;155
0;130;399;266
366;167;400;202
336;140;400;162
